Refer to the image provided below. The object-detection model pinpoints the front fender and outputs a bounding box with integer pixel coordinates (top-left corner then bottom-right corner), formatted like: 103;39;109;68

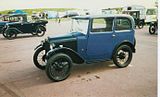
46;47;73;59
34;44;42;50
46;47;85;64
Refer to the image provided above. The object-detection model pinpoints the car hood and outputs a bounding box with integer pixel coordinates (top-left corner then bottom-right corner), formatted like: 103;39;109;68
47;32;85;43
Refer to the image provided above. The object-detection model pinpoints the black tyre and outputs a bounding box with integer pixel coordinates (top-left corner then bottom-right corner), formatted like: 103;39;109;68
138;21;144;29
113;45;132;68
45;53;72;82
33;46;46;70
36;26;46;37
3;29;17;40
149;25;156;35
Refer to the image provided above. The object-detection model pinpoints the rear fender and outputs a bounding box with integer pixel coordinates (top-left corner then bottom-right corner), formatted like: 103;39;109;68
112;41;136;58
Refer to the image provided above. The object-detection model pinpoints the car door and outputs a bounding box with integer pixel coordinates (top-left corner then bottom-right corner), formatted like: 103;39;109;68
20;22;33;33
86;17;115;61
114;17;134;45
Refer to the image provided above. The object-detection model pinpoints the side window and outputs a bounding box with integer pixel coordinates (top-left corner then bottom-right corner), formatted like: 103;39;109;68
91;18;113;32
115;18;132;31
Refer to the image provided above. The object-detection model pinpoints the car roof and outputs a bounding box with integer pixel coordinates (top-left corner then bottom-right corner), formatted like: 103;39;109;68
72;14;133;19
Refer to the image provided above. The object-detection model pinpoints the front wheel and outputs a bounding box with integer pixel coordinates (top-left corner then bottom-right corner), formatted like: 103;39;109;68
33;46;46;70
113;45;132;68
36;26;46;37
45;53;72;82
149;25;156;35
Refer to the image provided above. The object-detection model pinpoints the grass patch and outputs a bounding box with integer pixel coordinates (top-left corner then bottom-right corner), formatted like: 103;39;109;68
0;8;76;15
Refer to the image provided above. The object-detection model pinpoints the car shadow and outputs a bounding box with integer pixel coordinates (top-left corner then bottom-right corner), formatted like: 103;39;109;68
71;61;117;78
7;61;117;89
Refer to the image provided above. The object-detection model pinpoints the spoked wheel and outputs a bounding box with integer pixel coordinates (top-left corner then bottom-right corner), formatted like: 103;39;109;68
149;25;156;35
113;45;132;68
33;47;46;70
45;53;72;82
36;26;46;37
3;29;17;40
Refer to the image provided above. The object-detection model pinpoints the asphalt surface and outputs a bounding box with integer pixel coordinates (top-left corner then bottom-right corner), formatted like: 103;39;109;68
0;21;157;97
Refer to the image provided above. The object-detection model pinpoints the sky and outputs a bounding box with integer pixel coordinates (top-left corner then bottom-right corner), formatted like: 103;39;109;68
0;0;157;11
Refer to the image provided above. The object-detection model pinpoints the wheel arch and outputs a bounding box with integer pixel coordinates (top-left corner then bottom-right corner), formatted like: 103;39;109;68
112;41;135;58
36;24;46;32
46;47;85;64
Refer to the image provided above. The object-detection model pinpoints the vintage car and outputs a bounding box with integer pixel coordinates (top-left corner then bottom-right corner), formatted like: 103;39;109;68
33;15;136;82
149;20;158;35
2;14;48;39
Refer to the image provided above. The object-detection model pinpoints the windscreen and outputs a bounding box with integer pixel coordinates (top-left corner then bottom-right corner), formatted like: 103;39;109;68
71;19;89;35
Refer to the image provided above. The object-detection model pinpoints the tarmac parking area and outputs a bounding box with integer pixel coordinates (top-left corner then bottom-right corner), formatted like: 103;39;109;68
0;21;157;97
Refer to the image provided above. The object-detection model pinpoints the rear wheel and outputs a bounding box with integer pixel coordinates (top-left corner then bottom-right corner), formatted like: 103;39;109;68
33;47;46;70
45;53;72;82
3;29;17;40
113;45;132;68
149;25;156;35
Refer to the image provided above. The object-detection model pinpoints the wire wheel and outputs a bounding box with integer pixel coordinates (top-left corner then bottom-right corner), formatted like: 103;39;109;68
45;53;72;82
113;45;132;68
33;47;46;70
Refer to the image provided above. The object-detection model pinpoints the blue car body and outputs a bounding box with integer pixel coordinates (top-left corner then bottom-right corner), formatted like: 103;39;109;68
34;15;136;81
39;15;136;64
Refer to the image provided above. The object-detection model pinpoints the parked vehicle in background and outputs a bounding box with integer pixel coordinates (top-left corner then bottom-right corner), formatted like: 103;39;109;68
33;15;136;82
102;9;118;15
149;20;158;35
145;7;157;24
122;5;146;29
0;14;26;33
63;11;79;18
32;12;41;20
2;14;48;39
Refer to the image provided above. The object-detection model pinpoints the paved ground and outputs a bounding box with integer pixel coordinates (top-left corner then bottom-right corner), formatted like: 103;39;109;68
0;21;157;97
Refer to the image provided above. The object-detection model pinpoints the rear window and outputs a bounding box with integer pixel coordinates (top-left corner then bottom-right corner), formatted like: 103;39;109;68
115;18;132;31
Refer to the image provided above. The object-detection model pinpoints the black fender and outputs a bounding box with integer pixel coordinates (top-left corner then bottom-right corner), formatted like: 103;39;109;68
36;25;46;32
112;40;136;58
46;47;84;64
34;44;43;50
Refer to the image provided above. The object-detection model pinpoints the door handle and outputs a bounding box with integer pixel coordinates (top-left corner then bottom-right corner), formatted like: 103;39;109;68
112;34;116;37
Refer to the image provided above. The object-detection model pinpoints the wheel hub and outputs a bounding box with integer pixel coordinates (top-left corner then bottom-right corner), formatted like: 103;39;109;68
119;52;126;59
53;62;68;71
